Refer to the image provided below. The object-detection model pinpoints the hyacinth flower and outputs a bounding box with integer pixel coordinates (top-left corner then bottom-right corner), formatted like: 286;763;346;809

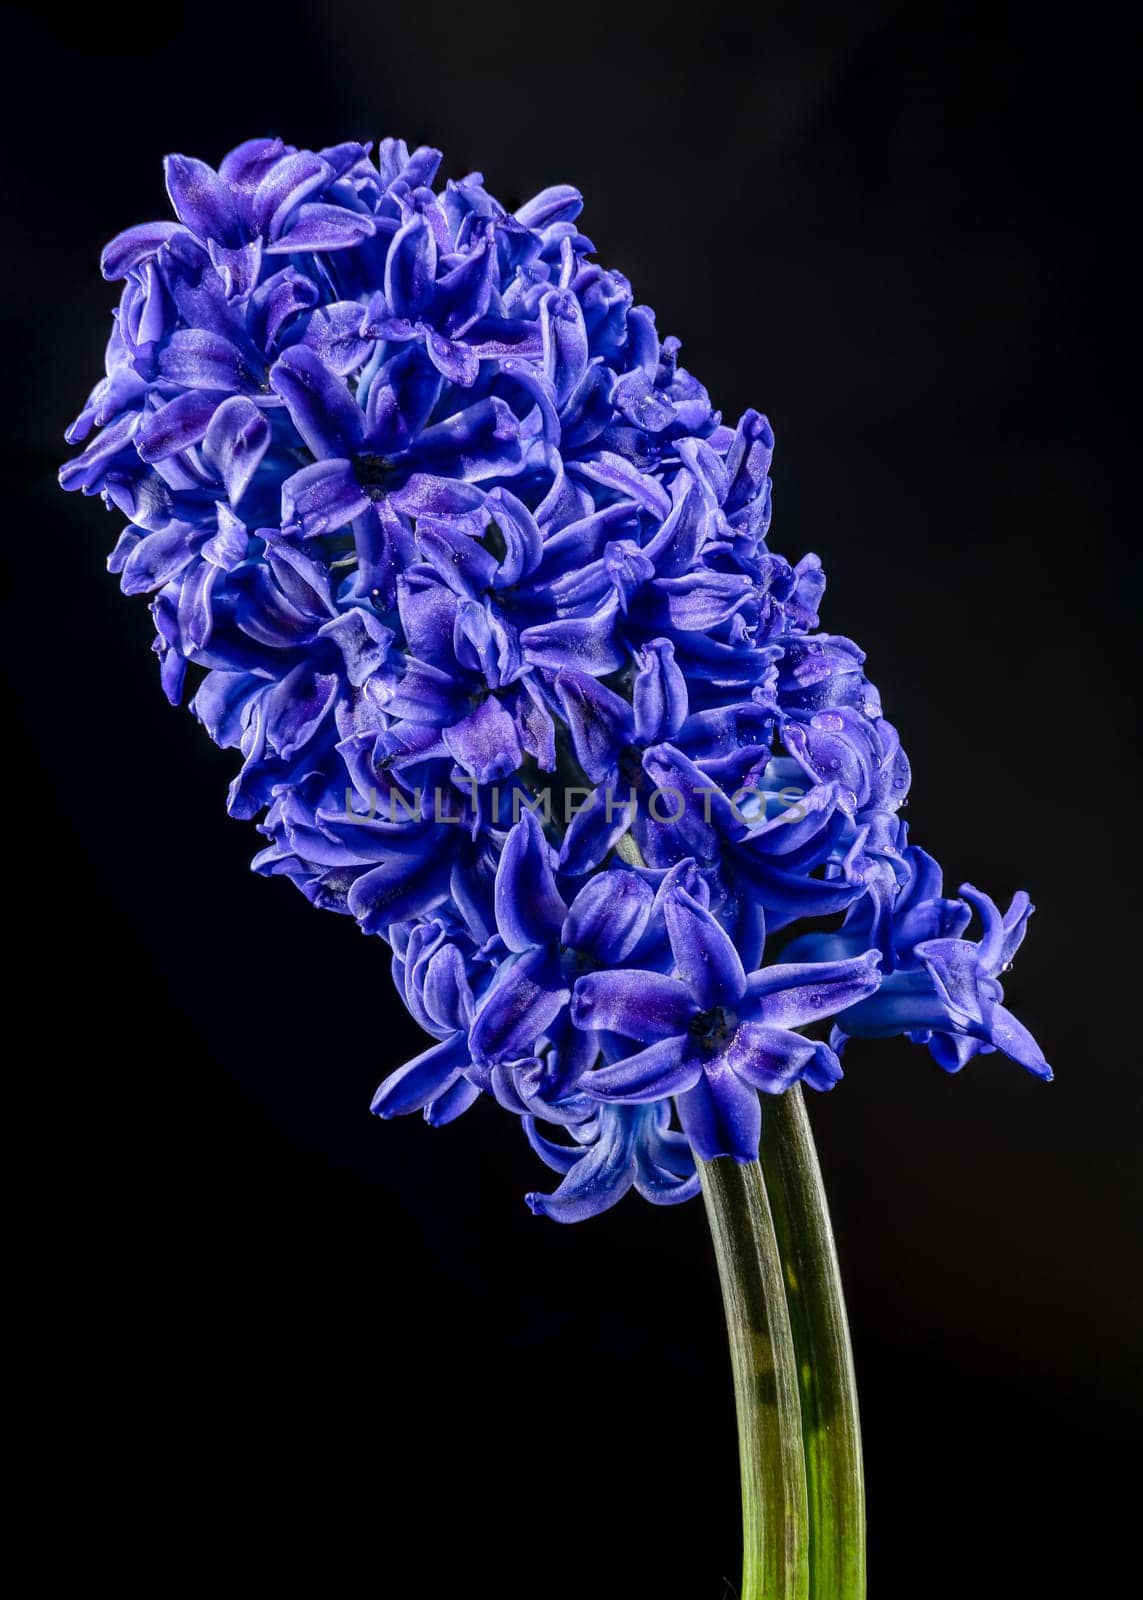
61;134;1049;1600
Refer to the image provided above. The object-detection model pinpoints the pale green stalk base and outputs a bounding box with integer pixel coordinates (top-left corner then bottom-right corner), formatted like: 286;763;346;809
761;1087;865;1598
698;1153;809;1599
699;1086;865;1599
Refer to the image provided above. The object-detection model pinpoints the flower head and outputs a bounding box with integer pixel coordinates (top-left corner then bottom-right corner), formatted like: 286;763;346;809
61;135;1048;1219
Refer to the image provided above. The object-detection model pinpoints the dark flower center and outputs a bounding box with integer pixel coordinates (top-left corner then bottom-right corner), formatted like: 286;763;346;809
689;1006;735;1051
618;744;645;787
355;453;394;498
560;946;599;979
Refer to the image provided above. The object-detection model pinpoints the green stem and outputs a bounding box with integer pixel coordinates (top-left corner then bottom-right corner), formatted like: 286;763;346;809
761;1086;866;1598
699;1090;865;1599
698;1155;810;1600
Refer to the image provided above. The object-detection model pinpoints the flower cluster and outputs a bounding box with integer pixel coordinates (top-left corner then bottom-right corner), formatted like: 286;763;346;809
61;136;1050;1220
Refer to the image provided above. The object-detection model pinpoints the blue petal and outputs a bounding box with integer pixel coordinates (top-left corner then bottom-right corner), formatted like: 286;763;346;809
158;330;259;392
136;392;219;463
979;1004;1050;1081
494;811;568;953
558;784;638;877
571;970;694;1042
425;331;480;387
410;397;522;483
725;1024;825;1094
371;1032;469;1118
298;300;375;375
469;947;569;1065
386;215;438;320
101;221;184;280
541;289;589;408
520;603;626;675
348;853;452;934
514;185;583;228
268;203;376;252
271;344;365;459
525;1124;637;1223
583;1035;700;1103
281;459;370;538
664;886;747;1008
425;1075;481;1126
554;670;633;782
164;154;242;244
654;570;753;630
677;1064;762;1163
252;148;331;237
485;488;543;585
202;396;270;504
633;638;688;744
561;869;653;964
442;695;523;784
746;952;882;1029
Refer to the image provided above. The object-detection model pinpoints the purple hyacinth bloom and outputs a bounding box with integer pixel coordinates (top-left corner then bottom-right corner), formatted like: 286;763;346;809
572;874;880;1161
60;134;1048;1220
524;1103;699;1222
786;846;1051;1078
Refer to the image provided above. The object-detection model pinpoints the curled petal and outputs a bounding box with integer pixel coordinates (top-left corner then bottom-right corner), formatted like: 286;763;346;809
252;148;331;237
442;695;524;784
571;451;672;518
348;852;452;934
385;214;437;320
515;184;583;229
101;221;185;280
541;289;589;409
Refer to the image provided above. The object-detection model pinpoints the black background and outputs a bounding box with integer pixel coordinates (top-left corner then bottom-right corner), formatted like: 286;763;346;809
4;2;1138;1593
